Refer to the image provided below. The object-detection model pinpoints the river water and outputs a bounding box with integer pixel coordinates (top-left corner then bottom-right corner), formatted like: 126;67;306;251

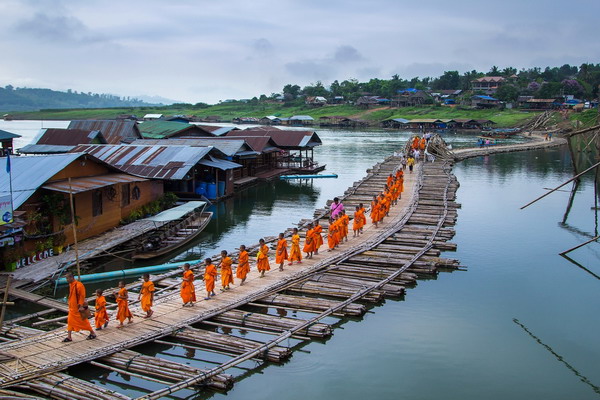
1;121;599;399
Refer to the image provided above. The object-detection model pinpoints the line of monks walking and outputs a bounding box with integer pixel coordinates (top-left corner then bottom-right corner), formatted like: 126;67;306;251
63;167;405;342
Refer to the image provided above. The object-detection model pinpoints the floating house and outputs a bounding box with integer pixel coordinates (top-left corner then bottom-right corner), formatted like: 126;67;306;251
71;144;241;201
0;129;21;156
286;115;314;126
18;128;107;154
319;116;368;128
138;120;213;139
226;128;324;173
68;120;142;144
0;153;161;267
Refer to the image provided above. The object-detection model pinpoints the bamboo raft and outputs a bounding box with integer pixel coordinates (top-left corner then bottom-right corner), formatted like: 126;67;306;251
0;135;463;399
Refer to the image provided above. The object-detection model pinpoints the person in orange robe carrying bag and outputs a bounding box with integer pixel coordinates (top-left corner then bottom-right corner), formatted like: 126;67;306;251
63;272;96;342
275;233;288;271
256;238;271;277
218;250;235;291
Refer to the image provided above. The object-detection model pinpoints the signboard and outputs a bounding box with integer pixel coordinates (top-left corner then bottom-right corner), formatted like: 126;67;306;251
0;195;12;226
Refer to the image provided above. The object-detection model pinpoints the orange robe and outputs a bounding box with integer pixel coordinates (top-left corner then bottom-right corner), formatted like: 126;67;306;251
221;256;234;286
275;238;288;264
94;295;109;329
256;244;271;272
67;280;93;332
181;269;196;303
236;251;250;279
342;214;349;237
289;234;302;262
359;206;367;227
328;222;338;249
116;287;133;323
313;225;324;250
371;201;380;223
332;220;342;244
387;175;393;187
204;263;217;292
419;138;426;150
140;281;155;313
412;136;420;149
353;210;362;231
399;177;404;193
303;228;315;253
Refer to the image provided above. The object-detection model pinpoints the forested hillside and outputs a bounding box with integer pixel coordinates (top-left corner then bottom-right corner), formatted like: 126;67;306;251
0;86;158;112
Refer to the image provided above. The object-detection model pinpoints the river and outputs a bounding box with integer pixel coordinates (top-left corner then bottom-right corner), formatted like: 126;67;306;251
1;121;599;399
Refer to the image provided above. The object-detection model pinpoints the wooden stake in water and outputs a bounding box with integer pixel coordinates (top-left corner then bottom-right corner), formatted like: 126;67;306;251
68;178;81;280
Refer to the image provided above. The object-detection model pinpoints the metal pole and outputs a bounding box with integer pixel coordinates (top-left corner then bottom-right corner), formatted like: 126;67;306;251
520;161;600;210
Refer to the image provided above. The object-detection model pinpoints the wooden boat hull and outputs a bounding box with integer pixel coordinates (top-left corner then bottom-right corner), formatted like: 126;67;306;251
132;211;213;260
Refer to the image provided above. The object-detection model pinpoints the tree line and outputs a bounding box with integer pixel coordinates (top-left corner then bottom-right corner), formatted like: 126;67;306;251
275;63;600;104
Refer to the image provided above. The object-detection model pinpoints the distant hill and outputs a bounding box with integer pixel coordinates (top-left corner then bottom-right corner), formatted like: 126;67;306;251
0;85;161;112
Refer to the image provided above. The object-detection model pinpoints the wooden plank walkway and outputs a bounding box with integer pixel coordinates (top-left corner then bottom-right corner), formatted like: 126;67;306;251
0;154;419;388
1;288;69;313
452;132;566;161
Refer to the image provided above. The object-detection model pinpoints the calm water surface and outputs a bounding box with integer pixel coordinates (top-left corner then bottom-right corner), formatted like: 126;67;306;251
1;121;598;399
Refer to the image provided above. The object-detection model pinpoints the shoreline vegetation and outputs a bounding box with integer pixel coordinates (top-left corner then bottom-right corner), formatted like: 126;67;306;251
8;104;541;127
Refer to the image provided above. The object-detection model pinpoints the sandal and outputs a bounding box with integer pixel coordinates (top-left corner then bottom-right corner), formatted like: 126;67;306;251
86;334;97;340
62;337;72;342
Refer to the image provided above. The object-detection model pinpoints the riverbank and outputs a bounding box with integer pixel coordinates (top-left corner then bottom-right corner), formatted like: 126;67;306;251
8;104;538;127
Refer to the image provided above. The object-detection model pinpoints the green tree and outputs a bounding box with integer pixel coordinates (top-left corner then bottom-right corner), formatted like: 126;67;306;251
495;84;520;102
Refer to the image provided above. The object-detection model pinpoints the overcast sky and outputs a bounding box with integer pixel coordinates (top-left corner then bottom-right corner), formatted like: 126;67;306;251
1;0;598;104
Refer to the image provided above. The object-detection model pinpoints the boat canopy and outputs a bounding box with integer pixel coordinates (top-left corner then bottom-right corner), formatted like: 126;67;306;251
145;201;207;222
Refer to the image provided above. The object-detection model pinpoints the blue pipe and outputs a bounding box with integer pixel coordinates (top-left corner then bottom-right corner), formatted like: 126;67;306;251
280;174;338;179
55;259;201;285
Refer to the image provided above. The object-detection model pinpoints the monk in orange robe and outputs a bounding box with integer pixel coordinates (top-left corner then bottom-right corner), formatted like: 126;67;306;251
288;228;302;265
412;136;420;150
116;281;133;328
203;258;217;299
313;220;324;255
387;174;393;187
275;233;288;271
332;216;343;246
94;289;109;330
327;217;338;251
139;273;155;318
63;272;95;341
353;206;362;237
303;224;315;259
181;263;196;306
419;137;426;151
257;238;271;277
340;211;349;242
236;245;250;285
219;250;234;290
358;203;366;233
371;196;380;227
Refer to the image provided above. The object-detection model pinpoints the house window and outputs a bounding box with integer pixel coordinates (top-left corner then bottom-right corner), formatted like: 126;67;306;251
121;184;130;207
92;190;103;216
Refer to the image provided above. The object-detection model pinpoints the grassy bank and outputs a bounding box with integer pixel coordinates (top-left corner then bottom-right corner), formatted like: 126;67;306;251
11;103;540;127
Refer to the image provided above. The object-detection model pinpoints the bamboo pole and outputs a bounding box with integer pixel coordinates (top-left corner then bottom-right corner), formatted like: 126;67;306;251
521;161;600;209
559;235;599;256
68;178;81;279
0;275;13;330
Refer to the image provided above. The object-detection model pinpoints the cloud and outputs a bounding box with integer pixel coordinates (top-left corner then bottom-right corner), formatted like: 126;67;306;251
285;60;335;81
333;45;364;63
252;38;274;54
13;12;105;44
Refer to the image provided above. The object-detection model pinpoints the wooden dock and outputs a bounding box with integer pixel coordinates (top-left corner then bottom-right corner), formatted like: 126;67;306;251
0;137;463;399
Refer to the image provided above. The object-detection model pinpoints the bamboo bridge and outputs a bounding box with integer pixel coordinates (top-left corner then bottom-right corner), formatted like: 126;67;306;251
0;132;566;399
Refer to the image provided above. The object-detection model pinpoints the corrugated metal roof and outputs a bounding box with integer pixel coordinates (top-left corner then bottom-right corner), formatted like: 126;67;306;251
132;138;253;157
289;115;314;121
198;156;242;170
0;153;83;209
42;173;147;194
138;121;212;139
18;144;75;154
35;128;105;146
192;124;238;137
68;120;142;144
226;129;322;149
406;119;442;123
143;114;163;119
71;144;213;180
0;129;21;140
145;201;206;222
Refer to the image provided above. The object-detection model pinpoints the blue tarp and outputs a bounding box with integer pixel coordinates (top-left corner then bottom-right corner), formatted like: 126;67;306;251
474;95;498;101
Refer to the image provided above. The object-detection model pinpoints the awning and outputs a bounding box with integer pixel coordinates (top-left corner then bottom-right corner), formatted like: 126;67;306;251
42;174;148;194
145;201;206;222
199;156;242;170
